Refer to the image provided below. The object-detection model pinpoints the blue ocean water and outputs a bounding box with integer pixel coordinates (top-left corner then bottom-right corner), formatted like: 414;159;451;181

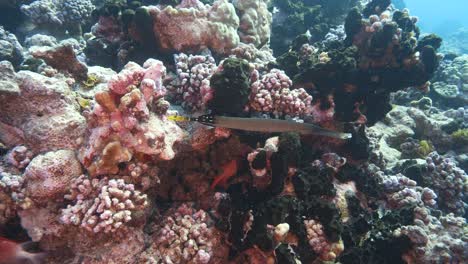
405;0;468;36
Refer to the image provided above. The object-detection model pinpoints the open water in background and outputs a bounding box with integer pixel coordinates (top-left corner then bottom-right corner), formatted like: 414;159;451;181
405;0;468;37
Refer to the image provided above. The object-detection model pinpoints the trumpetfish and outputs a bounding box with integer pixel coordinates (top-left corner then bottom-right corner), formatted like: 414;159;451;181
168;115;352;140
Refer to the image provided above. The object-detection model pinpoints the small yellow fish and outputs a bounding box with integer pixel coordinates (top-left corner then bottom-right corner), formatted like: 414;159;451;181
167;115;191;122
82;74;100;89
78;97;91;109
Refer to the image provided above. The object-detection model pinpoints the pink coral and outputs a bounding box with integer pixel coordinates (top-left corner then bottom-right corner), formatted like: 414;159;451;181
249;69;312;117
79;59;183;176
23;149;82;203
7;145;33;169
149;0;240;54
304;219;343;261
60;175;148;233
399;212;466;264
310;96;336;123
0;61;86;153
145;203;228;263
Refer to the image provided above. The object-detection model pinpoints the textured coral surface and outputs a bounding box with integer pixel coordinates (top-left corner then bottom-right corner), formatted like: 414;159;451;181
0;0;466;264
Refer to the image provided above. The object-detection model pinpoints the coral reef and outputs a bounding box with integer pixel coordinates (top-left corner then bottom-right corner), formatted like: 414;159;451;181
6;145;33;169
441;27;468;55
208;57;252;115
79;59;184;176
21;0;95;36
29;41;88;80
143;203;228;263
166;53;216;112
367;105;455;165
421;152;467;216
23;150;82;203
276;6;440;125
0;61;86;153
229;42;275;69
0;171;24;225
61;175;148;233
0;26;23;68
304;218;344;261
149;0;240;54
234;0;272;47
400;213;467;263
430;55;468;108
249;68;312;117
0;1;465;264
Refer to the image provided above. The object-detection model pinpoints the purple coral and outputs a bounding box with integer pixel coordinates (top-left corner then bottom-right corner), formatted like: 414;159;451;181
60;175;148;233
423;152;467;216
21;0;94;27
166;53;216;112
444;107;468;128
398;212;467;263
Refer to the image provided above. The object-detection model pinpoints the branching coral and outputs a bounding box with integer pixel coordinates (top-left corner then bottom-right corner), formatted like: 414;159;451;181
304;219;344;262
166;53;216;112
229;42;276;70
422;152;467;216
0;171;24;224
248;68;312;117
60;175;148;233
0;1;463;264
144;203;228;264
399;213;467;264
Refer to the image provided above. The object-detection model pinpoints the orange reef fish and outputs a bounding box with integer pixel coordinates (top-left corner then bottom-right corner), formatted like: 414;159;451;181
210;159;238;190
0;237;46;264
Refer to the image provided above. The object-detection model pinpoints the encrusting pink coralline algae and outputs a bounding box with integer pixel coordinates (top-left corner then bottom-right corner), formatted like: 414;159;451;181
79;58;184;176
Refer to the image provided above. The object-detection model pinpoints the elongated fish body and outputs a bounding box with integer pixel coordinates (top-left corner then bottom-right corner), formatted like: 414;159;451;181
196;115;352;140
